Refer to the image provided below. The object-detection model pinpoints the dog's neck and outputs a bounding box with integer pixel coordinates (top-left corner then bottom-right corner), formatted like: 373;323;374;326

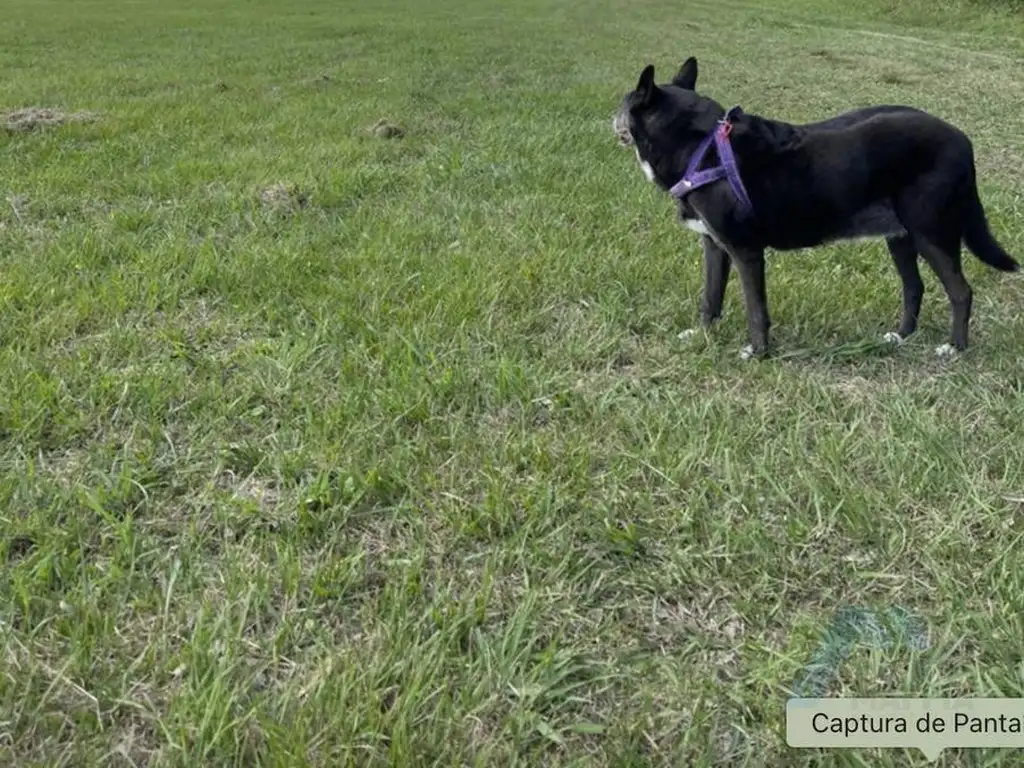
730;112;801;159
646;109;800;192
642;108;726;190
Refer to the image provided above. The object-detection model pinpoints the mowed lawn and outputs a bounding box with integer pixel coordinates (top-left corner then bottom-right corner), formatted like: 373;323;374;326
3;0;1024;764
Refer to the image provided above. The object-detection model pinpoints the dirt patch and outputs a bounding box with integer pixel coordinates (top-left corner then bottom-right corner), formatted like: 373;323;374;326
257;182;308;214
369;119;404;139
4;107;98;133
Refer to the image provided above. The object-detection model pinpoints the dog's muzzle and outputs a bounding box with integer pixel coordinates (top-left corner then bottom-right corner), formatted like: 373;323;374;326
612;113;633;146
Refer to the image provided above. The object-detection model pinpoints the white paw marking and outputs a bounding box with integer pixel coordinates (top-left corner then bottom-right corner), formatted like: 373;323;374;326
677;328;698;341
635;148;656;182
883;332;904;345
683;218;711;235
740;345;756;360
935;343;958;358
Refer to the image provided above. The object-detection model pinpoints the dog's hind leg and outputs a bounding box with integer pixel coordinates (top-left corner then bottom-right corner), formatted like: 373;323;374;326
914;234;973;354
884;235;924;344
897;177;974;354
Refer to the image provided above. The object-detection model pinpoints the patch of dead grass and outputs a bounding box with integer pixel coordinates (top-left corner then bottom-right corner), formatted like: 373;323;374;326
3;107;98;133
257;182;308;215
369;119;404;139
216;470;282;510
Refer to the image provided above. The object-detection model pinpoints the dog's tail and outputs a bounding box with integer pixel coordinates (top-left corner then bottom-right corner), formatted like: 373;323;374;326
963;173;1019;272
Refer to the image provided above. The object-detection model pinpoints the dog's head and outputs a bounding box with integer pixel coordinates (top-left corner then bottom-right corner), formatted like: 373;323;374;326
612;58;725;180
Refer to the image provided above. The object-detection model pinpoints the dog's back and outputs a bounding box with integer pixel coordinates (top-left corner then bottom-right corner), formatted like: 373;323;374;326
734;108;983;251
798;104;924;132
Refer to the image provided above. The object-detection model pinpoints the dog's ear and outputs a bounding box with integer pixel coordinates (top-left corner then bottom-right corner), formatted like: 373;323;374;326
672;57;698;90
635;64;656;104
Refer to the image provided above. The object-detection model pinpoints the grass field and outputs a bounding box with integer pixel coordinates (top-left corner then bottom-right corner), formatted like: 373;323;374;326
3;0;1024;764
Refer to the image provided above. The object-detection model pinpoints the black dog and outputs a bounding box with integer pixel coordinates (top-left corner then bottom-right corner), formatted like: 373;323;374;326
613;58;1018;359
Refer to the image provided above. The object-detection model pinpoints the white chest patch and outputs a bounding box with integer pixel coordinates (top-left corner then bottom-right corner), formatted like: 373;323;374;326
632;148;714;240
683;218;711;236
634;148;656;183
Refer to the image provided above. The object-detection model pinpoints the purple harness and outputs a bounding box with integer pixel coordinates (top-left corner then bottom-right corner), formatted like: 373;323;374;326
668;106;753;217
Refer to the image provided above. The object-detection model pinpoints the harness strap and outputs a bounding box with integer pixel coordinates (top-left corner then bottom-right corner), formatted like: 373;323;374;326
668;106;753;217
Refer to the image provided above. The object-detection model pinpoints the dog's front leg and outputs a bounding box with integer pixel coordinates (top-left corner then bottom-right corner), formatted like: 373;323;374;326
700;235;731;327
729;248;771;359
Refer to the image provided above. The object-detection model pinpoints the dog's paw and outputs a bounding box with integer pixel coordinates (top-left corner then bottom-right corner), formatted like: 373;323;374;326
739;344;756;360
883;332;904;345
677;328;698;342
934;343;959;358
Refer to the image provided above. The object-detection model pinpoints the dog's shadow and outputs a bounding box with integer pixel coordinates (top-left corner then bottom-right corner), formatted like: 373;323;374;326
772;336;903;363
